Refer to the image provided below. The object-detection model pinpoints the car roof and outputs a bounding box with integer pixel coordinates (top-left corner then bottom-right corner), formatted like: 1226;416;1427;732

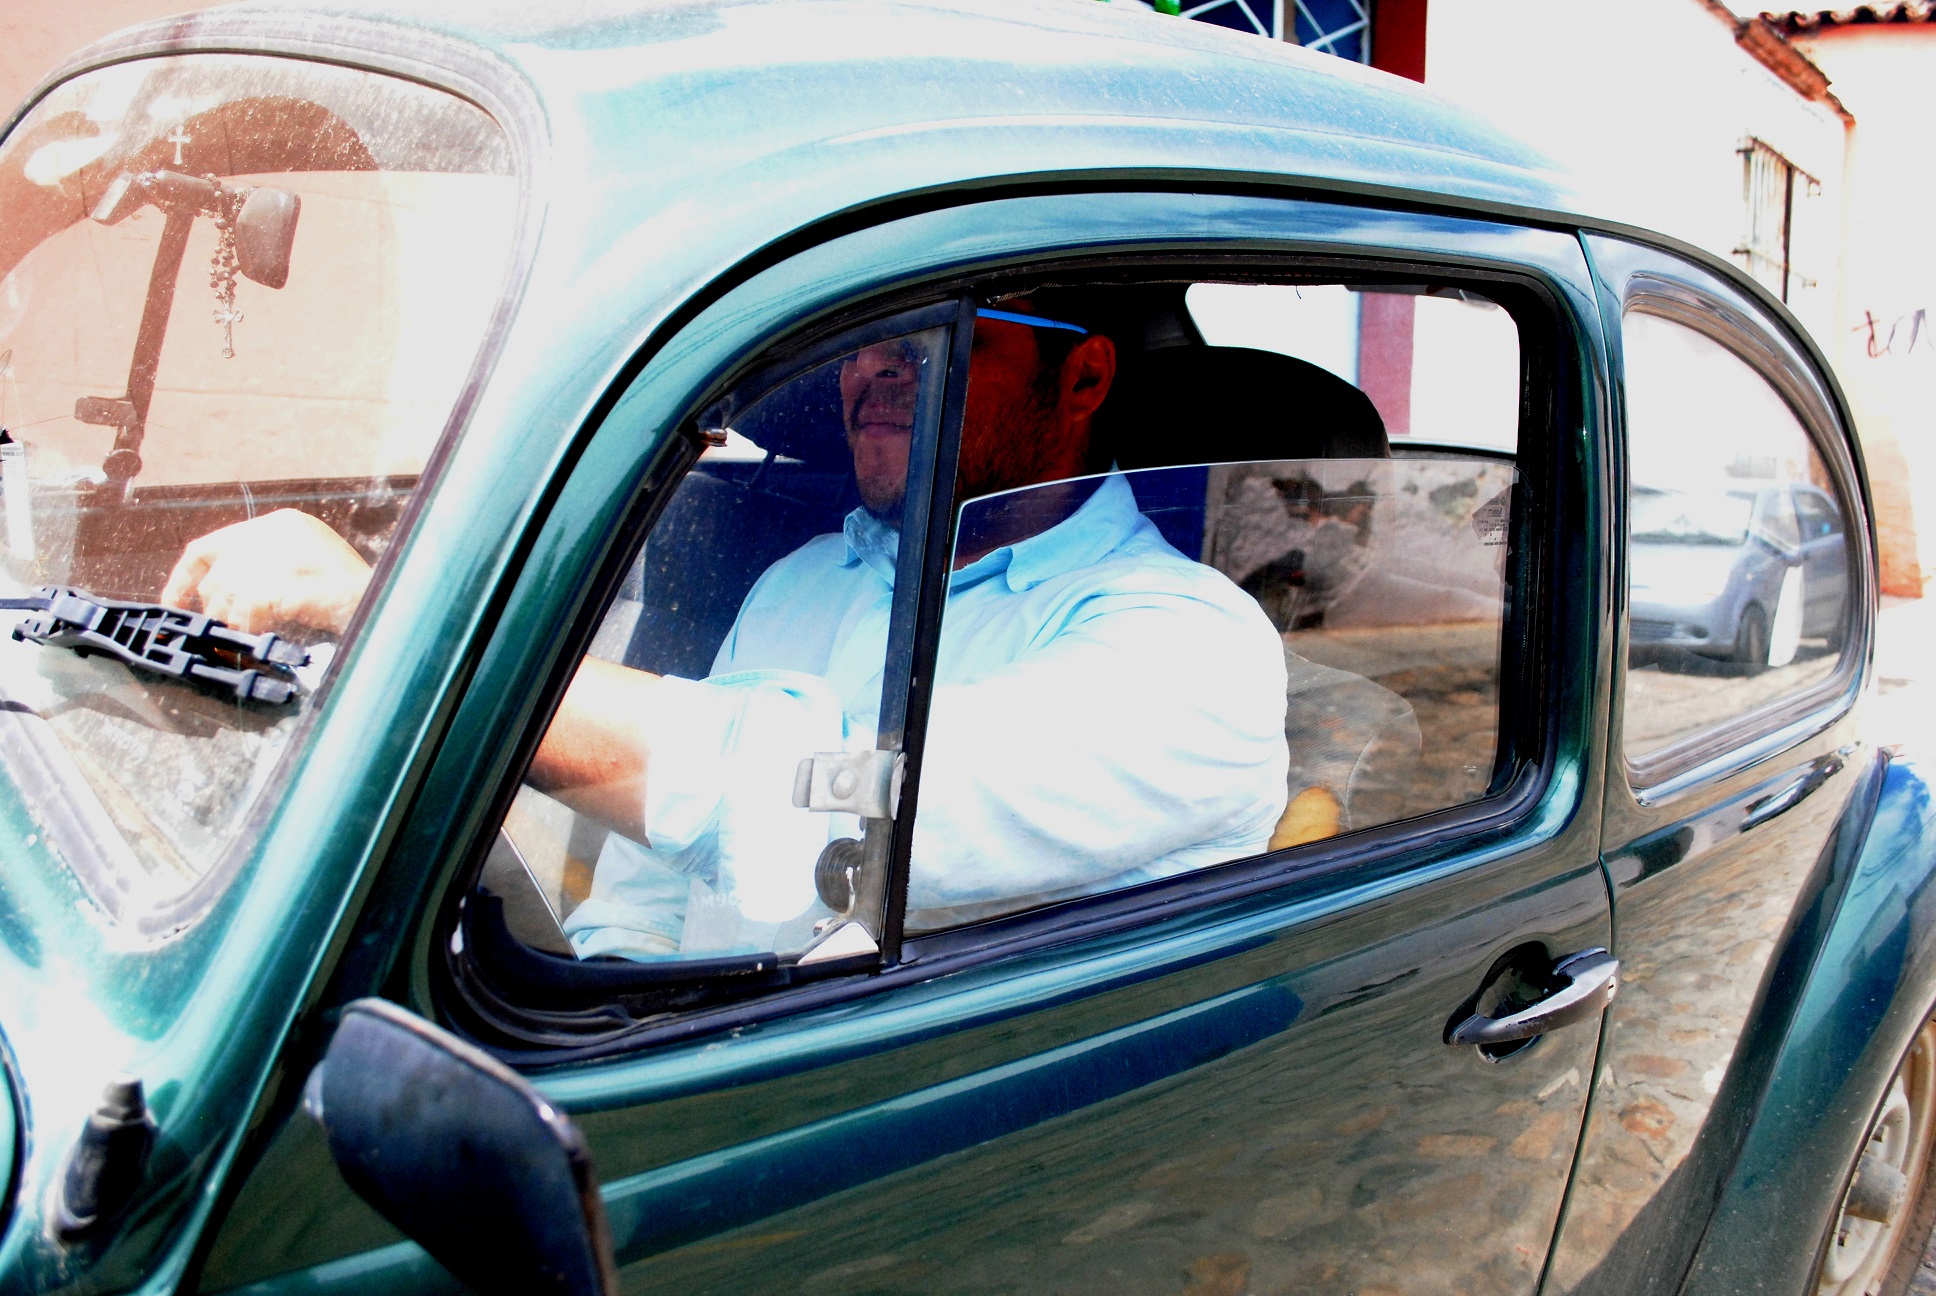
38;0;1581;233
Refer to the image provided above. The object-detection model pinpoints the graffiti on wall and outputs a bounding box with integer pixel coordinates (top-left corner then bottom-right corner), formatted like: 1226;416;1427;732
1854;308;1932;358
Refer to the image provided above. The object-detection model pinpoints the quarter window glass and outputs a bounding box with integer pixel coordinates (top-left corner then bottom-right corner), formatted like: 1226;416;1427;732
0;55;515;926
1621;310;1850;761
484;326;950;965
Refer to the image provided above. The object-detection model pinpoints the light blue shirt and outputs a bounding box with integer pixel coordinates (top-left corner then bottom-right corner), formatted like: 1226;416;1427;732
564;473;1289;958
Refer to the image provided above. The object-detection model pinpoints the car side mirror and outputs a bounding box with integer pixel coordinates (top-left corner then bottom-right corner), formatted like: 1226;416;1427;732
305;998;617;1296
234;187;300;289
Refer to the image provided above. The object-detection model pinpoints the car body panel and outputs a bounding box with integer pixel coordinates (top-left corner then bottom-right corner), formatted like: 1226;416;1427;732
0;1037;16;1246
1546;738;1868;1295
1535;234;1877;1294
224;864;1614;1295
1682;750;1936;1294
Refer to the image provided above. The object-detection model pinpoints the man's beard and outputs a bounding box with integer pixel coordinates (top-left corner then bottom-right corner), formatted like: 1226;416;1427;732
862;492;904;527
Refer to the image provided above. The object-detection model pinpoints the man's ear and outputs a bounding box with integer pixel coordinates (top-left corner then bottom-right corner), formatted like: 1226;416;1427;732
1060;335;1117;419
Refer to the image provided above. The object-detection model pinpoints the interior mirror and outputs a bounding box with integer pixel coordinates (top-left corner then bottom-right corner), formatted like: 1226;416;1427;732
306;998;617;1296
234;187;300;289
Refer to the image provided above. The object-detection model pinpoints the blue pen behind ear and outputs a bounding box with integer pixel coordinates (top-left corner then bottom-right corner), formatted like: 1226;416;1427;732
975;308;1089;335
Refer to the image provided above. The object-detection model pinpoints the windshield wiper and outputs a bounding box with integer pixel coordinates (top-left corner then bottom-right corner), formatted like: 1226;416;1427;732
0;588;309;705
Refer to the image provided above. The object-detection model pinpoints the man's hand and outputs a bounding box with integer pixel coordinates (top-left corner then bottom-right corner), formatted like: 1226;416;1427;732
162;509;372;636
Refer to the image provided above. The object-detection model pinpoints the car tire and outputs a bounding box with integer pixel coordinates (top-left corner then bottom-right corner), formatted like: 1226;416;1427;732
1731;603;1771;670
1816;1016;1936;1296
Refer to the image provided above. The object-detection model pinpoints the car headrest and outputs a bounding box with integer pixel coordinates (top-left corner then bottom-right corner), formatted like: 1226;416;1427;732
1106;346;1390;469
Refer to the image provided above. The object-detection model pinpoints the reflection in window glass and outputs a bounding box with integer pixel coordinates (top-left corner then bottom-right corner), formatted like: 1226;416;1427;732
1622;311;1849;761
905;456;1516;934
0;55;515;927
487;327;949;965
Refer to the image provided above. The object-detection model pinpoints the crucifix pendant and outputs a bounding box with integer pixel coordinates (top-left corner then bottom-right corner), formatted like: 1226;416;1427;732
167;124;191;166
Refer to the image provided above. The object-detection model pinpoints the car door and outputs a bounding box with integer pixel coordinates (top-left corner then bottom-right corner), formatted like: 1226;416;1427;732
196;192;1614;1296
1538;237;1873;1295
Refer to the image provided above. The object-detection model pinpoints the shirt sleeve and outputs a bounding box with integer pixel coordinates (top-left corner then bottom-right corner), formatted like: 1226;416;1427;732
621;670;850;926
907;579;1290;911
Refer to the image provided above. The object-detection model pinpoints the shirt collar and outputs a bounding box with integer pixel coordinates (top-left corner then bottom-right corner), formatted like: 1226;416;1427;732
840;472;1144;592
840;506;901;581
955;472;1143;593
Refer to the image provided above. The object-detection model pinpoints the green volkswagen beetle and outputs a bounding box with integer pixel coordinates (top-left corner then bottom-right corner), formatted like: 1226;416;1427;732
0;1;1924;1293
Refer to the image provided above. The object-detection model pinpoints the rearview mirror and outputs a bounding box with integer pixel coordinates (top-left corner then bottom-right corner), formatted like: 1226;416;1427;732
235;187;300;289
306;998;617;1296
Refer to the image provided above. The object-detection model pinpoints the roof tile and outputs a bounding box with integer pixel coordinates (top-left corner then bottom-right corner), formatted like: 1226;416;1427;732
1765;3;1936;33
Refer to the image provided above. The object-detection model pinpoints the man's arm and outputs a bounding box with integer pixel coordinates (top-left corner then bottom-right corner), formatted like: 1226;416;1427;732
163;510;661;841
527;656;659;842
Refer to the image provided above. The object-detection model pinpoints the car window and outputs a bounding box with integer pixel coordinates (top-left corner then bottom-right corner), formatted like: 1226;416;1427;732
468;278;1524;981
0;55;515;929
1620;309;1851;764
903;284;1521;933
481;321;953;966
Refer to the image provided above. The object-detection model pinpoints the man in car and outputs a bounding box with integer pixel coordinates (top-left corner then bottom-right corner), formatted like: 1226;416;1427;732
163;300;1292;957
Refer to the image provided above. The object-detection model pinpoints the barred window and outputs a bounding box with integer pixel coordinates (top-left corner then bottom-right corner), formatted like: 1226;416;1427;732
1736;138;1820;305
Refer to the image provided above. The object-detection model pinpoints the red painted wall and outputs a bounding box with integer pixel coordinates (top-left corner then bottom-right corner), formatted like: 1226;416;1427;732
1371;0;1429;82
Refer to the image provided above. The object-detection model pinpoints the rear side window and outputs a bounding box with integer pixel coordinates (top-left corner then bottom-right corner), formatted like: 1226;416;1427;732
1620;309;1852;764
0;56;517;929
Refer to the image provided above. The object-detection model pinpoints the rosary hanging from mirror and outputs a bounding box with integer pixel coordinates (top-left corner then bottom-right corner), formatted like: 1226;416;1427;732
208;197;243;360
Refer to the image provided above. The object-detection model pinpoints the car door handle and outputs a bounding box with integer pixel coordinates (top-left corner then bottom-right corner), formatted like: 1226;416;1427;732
1446;948;1618;1047
1741;753;1844;832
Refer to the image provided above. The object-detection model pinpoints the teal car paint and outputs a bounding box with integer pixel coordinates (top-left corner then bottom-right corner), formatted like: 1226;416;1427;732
0;1035;18;1246
1684;751;1936;1294
0;1;1911;1294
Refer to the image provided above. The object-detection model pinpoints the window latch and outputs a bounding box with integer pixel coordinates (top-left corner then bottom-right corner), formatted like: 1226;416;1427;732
792;750;904;820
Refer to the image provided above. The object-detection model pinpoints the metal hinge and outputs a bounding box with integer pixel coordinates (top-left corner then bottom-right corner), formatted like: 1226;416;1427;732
792;750;904;819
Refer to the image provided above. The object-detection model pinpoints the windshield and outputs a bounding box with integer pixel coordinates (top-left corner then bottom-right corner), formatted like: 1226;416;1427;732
1630;486;1757;546
0;55;516;933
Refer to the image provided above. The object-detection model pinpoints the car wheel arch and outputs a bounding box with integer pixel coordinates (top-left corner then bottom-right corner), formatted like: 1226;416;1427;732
1677;748;1936;1295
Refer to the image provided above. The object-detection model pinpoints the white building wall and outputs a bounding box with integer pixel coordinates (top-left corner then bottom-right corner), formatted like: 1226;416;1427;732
1423;0;1848;347
1792;24;1936;591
